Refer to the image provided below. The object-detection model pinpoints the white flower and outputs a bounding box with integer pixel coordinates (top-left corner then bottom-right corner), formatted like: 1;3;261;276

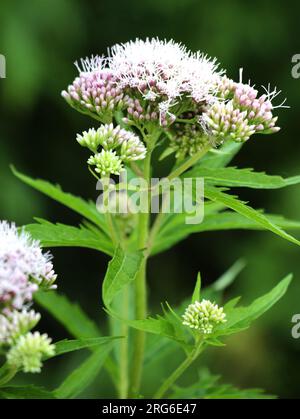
109;38;223;108
0;221;57;310
182;299;226;335
6;331;55;373
0;309;40;345
88;149;123;177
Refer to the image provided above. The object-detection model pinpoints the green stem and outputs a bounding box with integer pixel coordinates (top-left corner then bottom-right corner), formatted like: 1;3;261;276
168;143;212;180
102;176;119;245
147;192;168;255
119;285;129;399
154;343;203;399
129;147;152;397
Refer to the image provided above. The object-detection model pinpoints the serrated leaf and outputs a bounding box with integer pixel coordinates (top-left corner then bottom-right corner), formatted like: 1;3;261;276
213;274;293;338
152;211;300;255
186;166;300;189
0;385;55;399
53;344;114;399
102;246;144;308
204;186;300;247
25;219;114;256
11;166;108;233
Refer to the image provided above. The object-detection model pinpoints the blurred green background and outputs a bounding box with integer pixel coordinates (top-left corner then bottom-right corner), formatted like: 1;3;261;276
1;0;300;398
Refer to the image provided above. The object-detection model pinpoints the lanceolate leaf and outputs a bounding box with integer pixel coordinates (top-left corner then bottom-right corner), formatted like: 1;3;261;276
11;166;108;234
152;211;300;255
102;246;144;308
204;186;300;247
54;344;114;399
49;337;122;359
186;166;300;189
25;219;114;256
212;274;293;338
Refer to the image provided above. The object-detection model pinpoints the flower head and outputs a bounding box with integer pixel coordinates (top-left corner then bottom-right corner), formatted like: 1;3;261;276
0;222;57;311
0;309;40;345
169;122;212;159
79;124;147;177
203;101;256;143
182;299;226;335
63;38;284;158
63;38;223;128
109;38;222;106
62;67;125;123
6;331;55;373
88;149;123;177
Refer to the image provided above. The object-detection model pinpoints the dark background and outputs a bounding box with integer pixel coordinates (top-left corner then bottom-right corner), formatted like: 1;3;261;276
0;0;300;398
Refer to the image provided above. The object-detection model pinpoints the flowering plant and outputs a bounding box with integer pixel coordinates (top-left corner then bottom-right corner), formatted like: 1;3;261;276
2;38;300;399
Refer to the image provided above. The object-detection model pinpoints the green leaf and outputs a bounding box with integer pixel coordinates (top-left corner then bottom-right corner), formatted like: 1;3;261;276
197;141;242;169
0;385;56;399
170;369;275;399
192;273;201;303
102;246;144;308
35;291;101;339
204;186;300;247
123;304;190;349
54;344;114;399
126;316;178;341
11;166;108;233
213;274;293;338
35;291;118;385
152;211;300;255
25;219;114;256
50;336;122;359
193;211;300;233
186;166;300;189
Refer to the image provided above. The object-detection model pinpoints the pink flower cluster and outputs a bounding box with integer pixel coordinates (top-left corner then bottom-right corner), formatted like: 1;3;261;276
0;221;57;312
63;38;284;160
62;38;222;128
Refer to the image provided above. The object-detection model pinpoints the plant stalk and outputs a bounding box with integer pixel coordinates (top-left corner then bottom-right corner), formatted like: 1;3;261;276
154;343;203;399
129;147;152;397
119;285;129;399
168;143;212;180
